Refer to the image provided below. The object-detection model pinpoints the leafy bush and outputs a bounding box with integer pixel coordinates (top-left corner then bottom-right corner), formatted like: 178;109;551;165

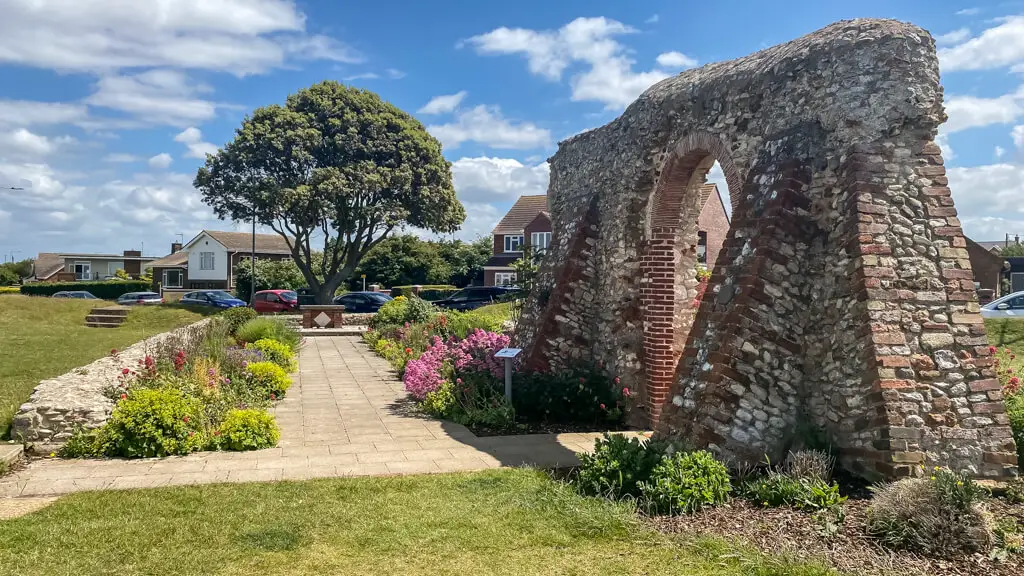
59;427;104;458
421;380;456;417
235;317;300;350
1006;392;1023;466
245;361;292;399
0;286;20;294
19;280;150;298
1006;478;1024;504
248;338;296;371
216;409;280;451
100;388;206;457
443;309;505;337
786;449;835;483
640;450;731;514
390;284;456;298
739;472;845;511
866;468;992;557
418;287;460;301
512;368;627;425
371;297;410;328
221;306;258;334
576;434;667;499
405;296;436;324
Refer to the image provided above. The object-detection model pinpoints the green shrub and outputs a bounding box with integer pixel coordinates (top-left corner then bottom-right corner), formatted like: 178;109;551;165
235;317;300;351
221;306;258;334
576;434;667;499
443;309;505;337
100;388;206;457
0;286;19;294
865;468;992;557
20;280;151;299
216;409;280;451
639;450;731;514
245;361;292;399
1006;478;1024;504
371;297;410;328
422;380;456;418
739;472;845;511
512;368;626;425
390;285;456;298
418;288;460;301
58;427;104;458
405;296;436;324
248;338;296;371
1006;392;1023;466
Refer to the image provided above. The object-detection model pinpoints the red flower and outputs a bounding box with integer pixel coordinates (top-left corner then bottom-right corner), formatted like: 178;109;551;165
214;430;221;436
1011;377;1021;386
622;387;631;397
579;377;586;384
989;346;997;354
122;368;130;375
614;377;621;385
182;416;190;423
599;403;606;410
270;393;277;401
188;431;195;437
110;348;118;356
120;394;127;400
405;347;412;354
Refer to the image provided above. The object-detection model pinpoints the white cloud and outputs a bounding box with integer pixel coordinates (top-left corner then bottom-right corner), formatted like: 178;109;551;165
343;69;405;82
943;86;1024;133
936;27;971;45
996;146;1006;158
656;51;698;68
1013;125;1024;149
386;69;406;79
174;127;219;159
451;157;549;203
148;153;173;170
0;100;88;127
936;133;955;161
0;129;57;157
103;153;140;163
456;202;502;240
418;91;468;115
646;15;660;24
465;17;682;109
85;70;222;127
956;7;981;16
948;163;1024;240
428;106;551;150
938;16;1024;71
0;0;361;75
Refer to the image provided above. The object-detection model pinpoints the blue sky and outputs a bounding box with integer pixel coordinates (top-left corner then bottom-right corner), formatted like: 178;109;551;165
1;0;1023;260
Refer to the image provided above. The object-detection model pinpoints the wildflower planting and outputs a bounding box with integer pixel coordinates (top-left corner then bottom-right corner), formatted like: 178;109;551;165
61;312;299;458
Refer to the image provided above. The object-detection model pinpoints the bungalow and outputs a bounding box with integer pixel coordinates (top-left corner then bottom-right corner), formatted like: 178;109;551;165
148;230;293;292
30;250;157;282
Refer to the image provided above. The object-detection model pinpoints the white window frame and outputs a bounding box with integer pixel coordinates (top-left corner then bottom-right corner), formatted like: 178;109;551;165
163;269;183;288
530;232;551;252
199;252;215;271
494;272;517;286
107;262;121;276
503;235;523;253
74;261;91;281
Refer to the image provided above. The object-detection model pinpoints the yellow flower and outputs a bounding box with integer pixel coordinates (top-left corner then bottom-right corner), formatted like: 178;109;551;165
48;452;55;457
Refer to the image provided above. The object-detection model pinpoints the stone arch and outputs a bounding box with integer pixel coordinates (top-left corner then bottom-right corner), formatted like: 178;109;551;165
641;132;743;420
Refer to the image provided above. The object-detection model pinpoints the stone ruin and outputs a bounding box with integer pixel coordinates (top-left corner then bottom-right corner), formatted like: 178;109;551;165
515;19;1019;480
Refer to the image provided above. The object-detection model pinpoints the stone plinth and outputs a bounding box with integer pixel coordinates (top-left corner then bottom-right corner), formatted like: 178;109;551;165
301;305;346;329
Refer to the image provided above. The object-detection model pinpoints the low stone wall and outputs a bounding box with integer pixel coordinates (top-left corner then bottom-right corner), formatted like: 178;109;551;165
11;319;212;447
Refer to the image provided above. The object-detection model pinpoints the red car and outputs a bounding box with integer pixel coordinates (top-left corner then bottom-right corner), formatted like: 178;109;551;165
252;289;299;313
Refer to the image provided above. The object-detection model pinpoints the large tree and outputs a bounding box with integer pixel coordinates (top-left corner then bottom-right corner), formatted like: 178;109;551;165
194;81;465;303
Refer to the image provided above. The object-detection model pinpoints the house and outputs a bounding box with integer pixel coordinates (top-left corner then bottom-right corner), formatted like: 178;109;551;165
30;250;158;282
482;185;731;286
148;230;293;292
965;237;1006;302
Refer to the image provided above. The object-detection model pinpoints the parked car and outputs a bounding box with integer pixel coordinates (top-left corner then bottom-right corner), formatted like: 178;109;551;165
332;291;393;313
116;292;163;306
179;290;247;309
980;291;1024;319
433;286;519;311
253;289;300;313
52;291;99;299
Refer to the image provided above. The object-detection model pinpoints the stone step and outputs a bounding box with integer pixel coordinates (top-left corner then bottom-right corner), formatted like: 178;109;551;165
89;306;130;317
298;326;367;337
0;443;23;470
86;314;127;323
86;320;124;328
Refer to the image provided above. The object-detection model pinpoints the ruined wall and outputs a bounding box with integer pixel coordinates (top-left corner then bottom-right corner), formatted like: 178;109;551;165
515;19;1018;479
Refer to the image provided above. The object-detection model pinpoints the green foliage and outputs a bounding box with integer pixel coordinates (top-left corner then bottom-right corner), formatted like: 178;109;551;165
20;280;150;298
421;380;456;417
249;339;296;371
101;388;206;458
194;81;464;304
1000;243;1024;257
389;284;458;299
512;368;626;425
866;469;992;557
58;427;105;458
234;259;307;302
369;295;436;328
991;517;1023;562
355;235;453;288
576;434;667;499
235;317;300;351
245;361;292;399
0;286;19;294
509;245;542;324
0;267;19;286
1006;392;1024;466
405;297;436;324
639;450;731;515
1006;477;1024;504
216;409;280;451
113;268;132;280
220;306;258;335
739;472;845;511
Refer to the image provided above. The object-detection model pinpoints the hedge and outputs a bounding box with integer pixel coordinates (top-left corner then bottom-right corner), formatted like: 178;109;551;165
20;280;151;299
389;285;458;300
0;286;19;294
418;288;460;301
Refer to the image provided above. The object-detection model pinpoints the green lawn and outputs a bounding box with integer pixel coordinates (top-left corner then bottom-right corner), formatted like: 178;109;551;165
0;469;832;576
0;295;209;436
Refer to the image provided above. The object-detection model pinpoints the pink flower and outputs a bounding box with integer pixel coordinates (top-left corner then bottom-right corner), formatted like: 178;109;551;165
122;368;130;375
614;377;621;385
622;387;631;397
600;403;606;410
270;393;277;401
120;393;127;400
989;346;998;354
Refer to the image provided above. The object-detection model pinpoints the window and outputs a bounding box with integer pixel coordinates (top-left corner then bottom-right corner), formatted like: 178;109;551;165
503;235;523;253
1013;272;1024;293
200;252;215;270
697;231;708;264
163;269;183;288
107;262;121;276
531;232;551;252
494;272;516;286
74;262;91;281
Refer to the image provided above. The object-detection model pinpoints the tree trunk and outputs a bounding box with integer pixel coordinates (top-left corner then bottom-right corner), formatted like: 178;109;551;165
316;275;345;305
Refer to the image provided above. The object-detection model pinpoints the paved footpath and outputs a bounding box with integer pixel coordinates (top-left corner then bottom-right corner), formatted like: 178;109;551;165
1;336;643;498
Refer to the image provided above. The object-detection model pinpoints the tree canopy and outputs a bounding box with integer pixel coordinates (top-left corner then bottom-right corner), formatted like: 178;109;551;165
194;81;465;303
1001;243;1024;258
0;258;32;285
352;235;490;289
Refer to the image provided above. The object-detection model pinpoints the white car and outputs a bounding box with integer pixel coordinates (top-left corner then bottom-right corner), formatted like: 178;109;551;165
980;291;1024;319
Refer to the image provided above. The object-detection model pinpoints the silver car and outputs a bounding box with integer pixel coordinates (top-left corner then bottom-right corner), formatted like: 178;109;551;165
116;292;163;305
980;291;1024;319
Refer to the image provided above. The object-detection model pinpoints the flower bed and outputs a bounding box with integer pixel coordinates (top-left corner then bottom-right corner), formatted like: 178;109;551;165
61;309;300;458
364;297;632;435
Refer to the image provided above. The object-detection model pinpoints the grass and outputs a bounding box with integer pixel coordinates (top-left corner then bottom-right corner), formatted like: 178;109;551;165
0;295;211;436
0;469;833;576
473;301;512;321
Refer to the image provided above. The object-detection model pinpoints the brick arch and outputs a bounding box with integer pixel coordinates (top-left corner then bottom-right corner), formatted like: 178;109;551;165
640;132;743;421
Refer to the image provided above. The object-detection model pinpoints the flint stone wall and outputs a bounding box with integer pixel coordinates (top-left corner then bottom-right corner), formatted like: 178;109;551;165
12;319;212;446
515;19;1018;480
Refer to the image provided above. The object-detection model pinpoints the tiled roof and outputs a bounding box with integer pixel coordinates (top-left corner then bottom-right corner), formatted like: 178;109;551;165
192;230;293;254
147;251;189;268
974;240;1017;252
492;195;549;235
32;253;64;279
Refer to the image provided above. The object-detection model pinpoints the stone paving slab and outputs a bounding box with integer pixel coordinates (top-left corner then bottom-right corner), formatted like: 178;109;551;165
0;336;647;498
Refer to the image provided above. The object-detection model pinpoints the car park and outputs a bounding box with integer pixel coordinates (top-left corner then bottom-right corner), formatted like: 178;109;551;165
179;290;247;309
332;291;393;313
433;286;519;311
52;291;99;299
980;291;1024;319
253;289;300;313
116;292;164;305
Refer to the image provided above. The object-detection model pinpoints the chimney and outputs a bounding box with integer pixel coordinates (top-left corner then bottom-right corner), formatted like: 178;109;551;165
171;242;183;253
123;250;141;258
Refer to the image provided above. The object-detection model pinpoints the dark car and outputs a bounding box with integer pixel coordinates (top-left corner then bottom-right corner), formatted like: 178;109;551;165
52;291;99;299
179;290;247;309
332;291;393;313
433;286;519;311
116;292;163;305
253;289;300;313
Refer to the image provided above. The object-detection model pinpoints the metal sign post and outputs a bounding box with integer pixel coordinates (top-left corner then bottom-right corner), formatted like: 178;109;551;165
494;348;522;401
